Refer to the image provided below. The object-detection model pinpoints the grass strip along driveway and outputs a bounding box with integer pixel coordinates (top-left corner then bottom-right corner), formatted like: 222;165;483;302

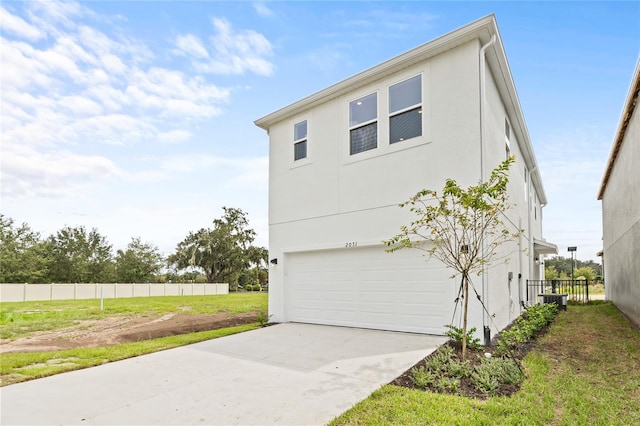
1;293;267;340
0;293;267;386
332;302;640;425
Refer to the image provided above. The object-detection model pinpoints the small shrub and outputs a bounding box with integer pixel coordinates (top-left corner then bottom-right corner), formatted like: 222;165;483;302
471;356;524;395
426;345;454;372
471;368;500;395
444;325;481;350
410;366;436;389
446;359;472;378
494;338;512;357
494;303;559;357
256;311;271;327
496;358;524;385
434;376;460;393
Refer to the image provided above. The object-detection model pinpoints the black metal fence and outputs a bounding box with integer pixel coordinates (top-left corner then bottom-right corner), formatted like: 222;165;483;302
526;280;596;304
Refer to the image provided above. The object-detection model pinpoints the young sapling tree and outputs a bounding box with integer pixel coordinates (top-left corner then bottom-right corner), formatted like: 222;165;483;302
385;156;522;359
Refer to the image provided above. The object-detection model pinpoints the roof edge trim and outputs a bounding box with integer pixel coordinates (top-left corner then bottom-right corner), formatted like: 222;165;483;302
254;14;497;130
598;57;640;200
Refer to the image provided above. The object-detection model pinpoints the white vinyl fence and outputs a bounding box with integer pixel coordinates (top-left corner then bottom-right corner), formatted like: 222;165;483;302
0;283;229;303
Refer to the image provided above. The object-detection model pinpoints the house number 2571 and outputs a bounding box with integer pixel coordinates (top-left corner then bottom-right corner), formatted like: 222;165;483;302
345;242;358;248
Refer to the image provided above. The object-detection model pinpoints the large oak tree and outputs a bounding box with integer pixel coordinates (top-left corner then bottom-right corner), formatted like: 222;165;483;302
168;207;266;288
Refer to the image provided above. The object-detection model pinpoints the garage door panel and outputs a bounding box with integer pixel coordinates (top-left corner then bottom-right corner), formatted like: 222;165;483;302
286;246;452;334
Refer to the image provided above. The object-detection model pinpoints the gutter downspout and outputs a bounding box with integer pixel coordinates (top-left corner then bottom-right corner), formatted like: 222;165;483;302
528;166;537;283
479;34;496;342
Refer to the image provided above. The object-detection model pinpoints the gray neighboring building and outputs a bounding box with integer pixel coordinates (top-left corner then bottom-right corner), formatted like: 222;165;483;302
598;58;640;327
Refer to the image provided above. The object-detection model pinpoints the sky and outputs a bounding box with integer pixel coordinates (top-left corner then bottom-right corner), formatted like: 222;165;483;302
1;1;639;262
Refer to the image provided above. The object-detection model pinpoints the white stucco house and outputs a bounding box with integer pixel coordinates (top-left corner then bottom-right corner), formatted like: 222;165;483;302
255;15;556;341
598;58;640;327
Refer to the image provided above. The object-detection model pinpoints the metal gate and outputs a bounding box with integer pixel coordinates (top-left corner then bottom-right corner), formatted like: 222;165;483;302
526;279;594;304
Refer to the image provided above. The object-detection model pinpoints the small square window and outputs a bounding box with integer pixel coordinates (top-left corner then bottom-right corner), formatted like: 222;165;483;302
293;120;307;161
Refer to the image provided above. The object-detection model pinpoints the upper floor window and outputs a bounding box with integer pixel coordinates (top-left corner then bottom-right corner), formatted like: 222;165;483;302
349;93;377;155
389;75;422;144
294;120;307;161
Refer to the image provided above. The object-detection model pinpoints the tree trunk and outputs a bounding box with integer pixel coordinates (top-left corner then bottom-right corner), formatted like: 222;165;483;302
462;274;469;360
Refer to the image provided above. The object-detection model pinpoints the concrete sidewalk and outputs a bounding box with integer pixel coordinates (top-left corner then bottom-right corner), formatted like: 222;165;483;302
0;323;446;425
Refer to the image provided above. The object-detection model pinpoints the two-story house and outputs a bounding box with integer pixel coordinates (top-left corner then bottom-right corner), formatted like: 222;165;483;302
255;15;556;341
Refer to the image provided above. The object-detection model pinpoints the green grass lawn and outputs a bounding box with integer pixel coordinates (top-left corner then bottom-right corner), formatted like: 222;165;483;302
331;302;640;426
0;293;268;386
0;293;268;340
0;323;259;387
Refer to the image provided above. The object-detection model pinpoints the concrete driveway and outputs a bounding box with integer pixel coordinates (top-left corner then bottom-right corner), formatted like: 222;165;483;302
1;323;446;425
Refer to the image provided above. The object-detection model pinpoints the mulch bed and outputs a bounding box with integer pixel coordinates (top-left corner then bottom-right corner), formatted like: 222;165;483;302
391;323;552;399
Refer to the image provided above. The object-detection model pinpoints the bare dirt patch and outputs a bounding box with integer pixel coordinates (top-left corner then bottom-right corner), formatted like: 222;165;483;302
0;312;259;354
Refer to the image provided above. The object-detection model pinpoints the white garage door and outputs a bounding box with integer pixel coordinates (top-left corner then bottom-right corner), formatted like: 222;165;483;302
285;245;453;334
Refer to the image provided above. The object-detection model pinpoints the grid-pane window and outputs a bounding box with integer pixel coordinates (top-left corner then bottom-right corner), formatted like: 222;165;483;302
294;120;307;161
349;93;377;155
390;108;421;143
350;122;377;155
389;75;422;143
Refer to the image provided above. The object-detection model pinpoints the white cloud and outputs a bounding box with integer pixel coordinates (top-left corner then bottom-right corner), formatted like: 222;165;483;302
101;53;127;74
124;67;229;117
174;34;210;59
84;85;125;112
126;170;170;183
253;2;275;17
23;0;90;40
70;114;158;145
1;143;121;198
0;2;234;199
0;6;45;41
157;130;192;144
59;95;104;116
179;17;274;76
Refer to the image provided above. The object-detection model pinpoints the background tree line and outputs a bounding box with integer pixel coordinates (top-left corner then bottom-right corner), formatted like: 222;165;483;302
544;256;602;281
0;208;267;290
